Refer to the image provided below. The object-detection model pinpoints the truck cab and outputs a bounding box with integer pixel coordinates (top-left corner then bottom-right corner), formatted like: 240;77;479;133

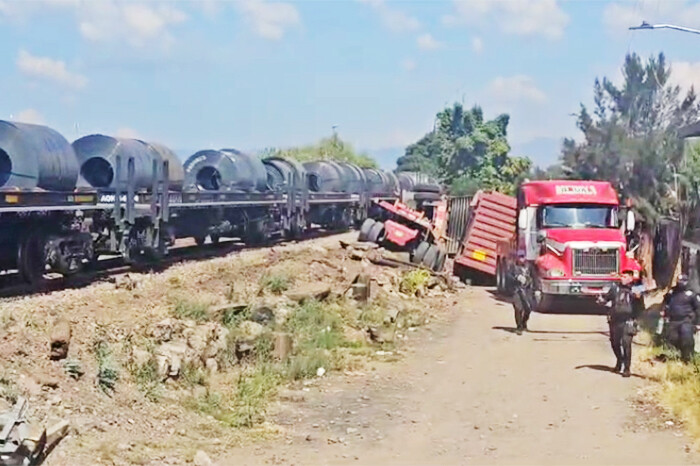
499;180;641;310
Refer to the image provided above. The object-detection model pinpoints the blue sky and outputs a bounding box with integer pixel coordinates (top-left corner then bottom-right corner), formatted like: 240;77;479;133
3;0;700;169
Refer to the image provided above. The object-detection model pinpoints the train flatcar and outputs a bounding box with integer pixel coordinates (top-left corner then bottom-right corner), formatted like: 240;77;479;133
0;120;402;286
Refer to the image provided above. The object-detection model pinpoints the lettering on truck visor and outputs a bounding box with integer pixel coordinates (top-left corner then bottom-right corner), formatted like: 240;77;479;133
555;185;597;195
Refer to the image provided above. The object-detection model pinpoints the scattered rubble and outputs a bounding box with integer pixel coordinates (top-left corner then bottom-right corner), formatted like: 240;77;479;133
0;397;69;465
49;318;71;361
0;234;464;464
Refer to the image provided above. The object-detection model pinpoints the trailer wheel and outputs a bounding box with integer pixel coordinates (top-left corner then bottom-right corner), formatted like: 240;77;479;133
358;218;375;242
412;241;430;264
422;245;439;270
367;222;384;244
434;249;447;272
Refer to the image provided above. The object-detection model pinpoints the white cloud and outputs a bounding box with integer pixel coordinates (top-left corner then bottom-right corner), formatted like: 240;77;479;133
487;75;548;104
444;0;569;39
1;1;187;47
78;2;187;47
416;33;442;51
603;1;700;35
13;109;45;125
359;0;420;33
235;0;301;40
116;127;143;139
670;61;700;94
16;50;87;90
401;58;417;71
472;36;483;54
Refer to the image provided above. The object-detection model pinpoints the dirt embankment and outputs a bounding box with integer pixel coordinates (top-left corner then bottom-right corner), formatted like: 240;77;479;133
0;232;460;465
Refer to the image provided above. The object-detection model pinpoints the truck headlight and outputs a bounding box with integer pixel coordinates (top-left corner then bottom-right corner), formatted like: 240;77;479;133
546;269;565;278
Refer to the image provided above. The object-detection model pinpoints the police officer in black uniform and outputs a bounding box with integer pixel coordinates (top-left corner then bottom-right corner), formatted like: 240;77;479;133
511;253;535;336
597;271;642;377
663;274;700;362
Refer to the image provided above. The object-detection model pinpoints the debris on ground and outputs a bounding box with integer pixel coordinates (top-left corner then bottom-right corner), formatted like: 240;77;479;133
0;397;69;465
0;233;462;464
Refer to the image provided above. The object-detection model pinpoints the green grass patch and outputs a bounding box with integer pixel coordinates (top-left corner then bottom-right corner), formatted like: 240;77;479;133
286;349;332;380
94;339;119;396
285;300;346;351
133;358;162;402
187;364;281;428
172;298;210;322
638;334;700;444
180;361;207;387
399;269;431;296
259;271;293;295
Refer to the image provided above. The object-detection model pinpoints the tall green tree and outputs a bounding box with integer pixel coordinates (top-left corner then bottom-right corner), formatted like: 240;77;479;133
561;52;700;221
265;134;377;168
397;103;531;195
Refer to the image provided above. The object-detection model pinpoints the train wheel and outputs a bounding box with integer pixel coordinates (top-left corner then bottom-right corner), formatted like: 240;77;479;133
244;220;268;246
412;241;430;264
210;234;220;245
18;232;49;286
358;218;375;242
194;236;206;246
422;245;439;270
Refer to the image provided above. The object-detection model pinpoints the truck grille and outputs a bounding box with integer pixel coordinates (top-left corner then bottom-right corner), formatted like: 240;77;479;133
572;248;619;276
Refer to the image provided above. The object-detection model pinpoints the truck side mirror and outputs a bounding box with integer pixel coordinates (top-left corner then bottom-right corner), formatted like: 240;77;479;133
518;209;527;230
625;210;635;232
537;231;547;243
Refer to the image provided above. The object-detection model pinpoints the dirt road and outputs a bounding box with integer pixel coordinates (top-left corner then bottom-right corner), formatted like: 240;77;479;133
224;287;696;465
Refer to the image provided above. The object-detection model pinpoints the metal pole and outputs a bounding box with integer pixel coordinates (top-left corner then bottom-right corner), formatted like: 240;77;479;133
629;21;700;35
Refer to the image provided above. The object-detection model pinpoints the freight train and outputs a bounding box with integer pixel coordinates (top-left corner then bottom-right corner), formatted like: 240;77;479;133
0;120;427;286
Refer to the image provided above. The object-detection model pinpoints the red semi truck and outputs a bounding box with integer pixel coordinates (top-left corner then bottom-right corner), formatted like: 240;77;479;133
456;180;642;311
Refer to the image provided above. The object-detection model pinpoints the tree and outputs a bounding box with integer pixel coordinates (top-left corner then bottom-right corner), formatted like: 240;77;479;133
561;52;700;221
265;134;377;168
397;103;531;195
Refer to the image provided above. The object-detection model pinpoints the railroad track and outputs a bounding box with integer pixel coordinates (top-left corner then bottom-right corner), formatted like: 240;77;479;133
0;228;352;300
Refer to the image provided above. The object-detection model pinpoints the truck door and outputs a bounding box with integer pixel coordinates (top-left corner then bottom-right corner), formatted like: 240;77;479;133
517;207;538;261
516;189;538;261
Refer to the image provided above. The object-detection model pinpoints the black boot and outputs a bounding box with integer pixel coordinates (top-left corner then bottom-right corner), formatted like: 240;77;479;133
622;368;631;378
614;360;622;373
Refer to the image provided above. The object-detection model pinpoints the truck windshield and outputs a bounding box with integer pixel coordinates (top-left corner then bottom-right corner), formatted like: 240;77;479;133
540;204;617;229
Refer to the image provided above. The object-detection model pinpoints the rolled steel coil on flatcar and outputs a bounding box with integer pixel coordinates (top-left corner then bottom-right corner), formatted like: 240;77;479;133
384;171;399;194
398;172;415;192
183;149;268;192
0;120;79;190
148;142;185;191
397;171;439;192
263;157;306;191
303;161;349;193
363;168;394;195
73;135;161;190
337;162;366;194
